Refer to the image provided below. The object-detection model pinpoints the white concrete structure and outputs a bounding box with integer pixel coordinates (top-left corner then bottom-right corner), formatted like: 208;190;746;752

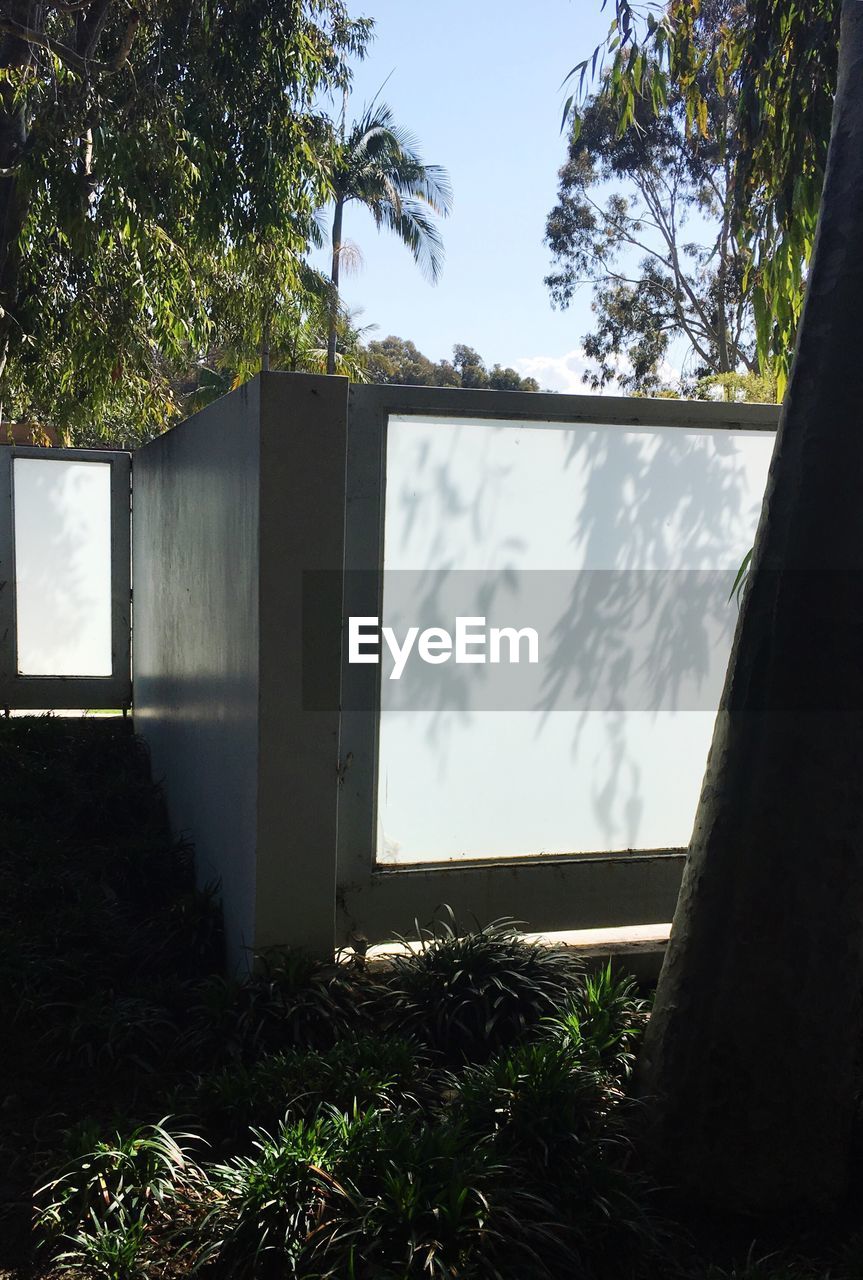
0;377;782;968
336;383;779;947
132;375;348;968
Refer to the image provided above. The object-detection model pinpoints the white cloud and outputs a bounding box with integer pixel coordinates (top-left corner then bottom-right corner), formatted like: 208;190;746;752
512;347;601;395
513;347;682;396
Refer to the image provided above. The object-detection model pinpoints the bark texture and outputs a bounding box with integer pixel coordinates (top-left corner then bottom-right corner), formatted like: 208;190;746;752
639;0;863;1212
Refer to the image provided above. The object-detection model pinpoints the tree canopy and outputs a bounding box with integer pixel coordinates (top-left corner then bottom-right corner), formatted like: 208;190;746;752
547;2;757;394
363;336;540;391
0;0;372;442
565;0;838;394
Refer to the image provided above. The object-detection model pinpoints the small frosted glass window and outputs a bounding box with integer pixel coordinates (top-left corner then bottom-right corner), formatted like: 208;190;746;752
376;415;775;864
14;459;112;676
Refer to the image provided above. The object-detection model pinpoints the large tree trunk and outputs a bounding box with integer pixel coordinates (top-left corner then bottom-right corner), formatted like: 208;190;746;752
325;197;344;376
639;0;863;1213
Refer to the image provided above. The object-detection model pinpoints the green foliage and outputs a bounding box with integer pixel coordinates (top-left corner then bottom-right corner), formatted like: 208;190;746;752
362;334;540;390
363;334;455;385
451;1040;613;1161
179;951;369;1069
201;1111;357;1274
0;1;373;441
449;1039;667;1279
54;1207;149;1280
383;915;584;1062
306;1112;553;1280
694;370;777;403
548;9;758;394
36;1121;203;1280
192;1035;424;1148
546;961;649;1078
325;100;452;371
568;0;838;393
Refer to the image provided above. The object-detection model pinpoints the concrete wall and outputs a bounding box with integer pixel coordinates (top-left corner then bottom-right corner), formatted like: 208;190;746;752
133;374;349;969
133;381;262;967
255;374;348;955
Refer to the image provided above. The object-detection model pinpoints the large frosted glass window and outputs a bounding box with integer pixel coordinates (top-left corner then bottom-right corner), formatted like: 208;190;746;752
14;459;113;677
376;415;774;864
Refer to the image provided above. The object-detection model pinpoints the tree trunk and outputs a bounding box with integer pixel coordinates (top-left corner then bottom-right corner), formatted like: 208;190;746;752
639;0;863;1213
326;197;344;376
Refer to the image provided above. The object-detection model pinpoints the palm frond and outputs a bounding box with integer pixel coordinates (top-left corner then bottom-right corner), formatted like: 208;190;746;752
377;199;447;283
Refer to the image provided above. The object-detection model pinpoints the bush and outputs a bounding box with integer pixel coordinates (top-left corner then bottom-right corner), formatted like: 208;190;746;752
449;1040;669;1279
179;952;370;1068
54;1207;149;1280
450;1040;615;1163
545;962;649;1079
36;1121;204;1280
36;1120;203;1239
193;1034;425;1149
383;915;583;1062
199;1107;381;1277
304;1110;557;1280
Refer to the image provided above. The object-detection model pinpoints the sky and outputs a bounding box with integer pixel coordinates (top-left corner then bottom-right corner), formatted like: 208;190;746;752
310;0;617;393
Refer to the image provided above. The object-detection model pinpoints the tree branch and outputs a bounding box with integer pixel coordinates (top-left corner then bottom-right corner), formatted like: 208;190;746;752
0;15;108;75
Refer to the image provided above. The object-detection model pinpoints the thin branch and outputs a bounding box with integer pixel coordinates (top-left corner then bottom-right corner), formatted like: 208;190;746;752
0;16;108;75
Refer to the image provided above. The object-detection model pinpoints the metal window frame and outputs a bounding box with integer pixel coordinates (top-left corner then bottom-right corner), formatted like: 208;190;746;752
0;447;132;710
336;385;780;942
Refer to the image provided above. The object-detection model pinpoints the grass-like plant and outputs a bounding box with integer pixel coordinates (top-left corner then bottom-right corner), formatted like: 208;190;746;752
383;914;584;1062
450;1040;615;1163
448;1039;671;1278
198;1107;378;1276
36;1120;203;1242
54;1206;149;1280
304;1110;558;1280
545;961;649;1079
179;951;370;1069
193;1034;424;1149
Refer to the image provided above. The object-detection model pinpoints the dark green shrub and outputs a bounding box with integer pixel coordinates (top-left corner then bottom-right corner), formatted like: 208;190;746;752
200;1107;381;1277
38;994;180;1073
193;1034;424;1148
448;1040;669;1279
54;1207;149;1280
383;915;583;1062
180;952;370;1067
36;1120;203;1244
304;1111;557;1280
450;1040;615;1162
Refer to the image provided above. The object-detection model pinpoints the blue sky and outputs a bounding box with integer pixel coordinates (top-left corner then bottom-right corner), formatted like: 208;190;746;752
310;0;616;392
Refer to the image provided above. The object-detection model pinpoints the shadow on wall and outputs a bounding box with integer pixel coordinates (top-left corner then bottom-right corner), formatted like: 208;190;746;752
375;415;773;862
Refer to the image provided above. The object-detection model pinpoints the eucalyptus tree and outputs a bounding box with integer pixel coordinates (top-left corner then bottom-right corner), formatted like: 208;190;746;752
566;0;836;395
0;0;371;441
324;101;452;375
572;0;863;1212
546;5;757;393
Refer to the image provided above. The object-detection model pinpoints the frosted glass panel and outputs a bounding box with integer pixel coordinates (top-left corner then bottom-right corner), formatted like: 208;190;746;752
14;459;112;676
376;416;774;864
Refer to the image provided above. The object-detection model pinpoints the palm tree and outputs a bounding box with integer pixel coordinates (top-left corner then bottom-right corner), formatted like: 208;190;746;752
325;102;452;375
